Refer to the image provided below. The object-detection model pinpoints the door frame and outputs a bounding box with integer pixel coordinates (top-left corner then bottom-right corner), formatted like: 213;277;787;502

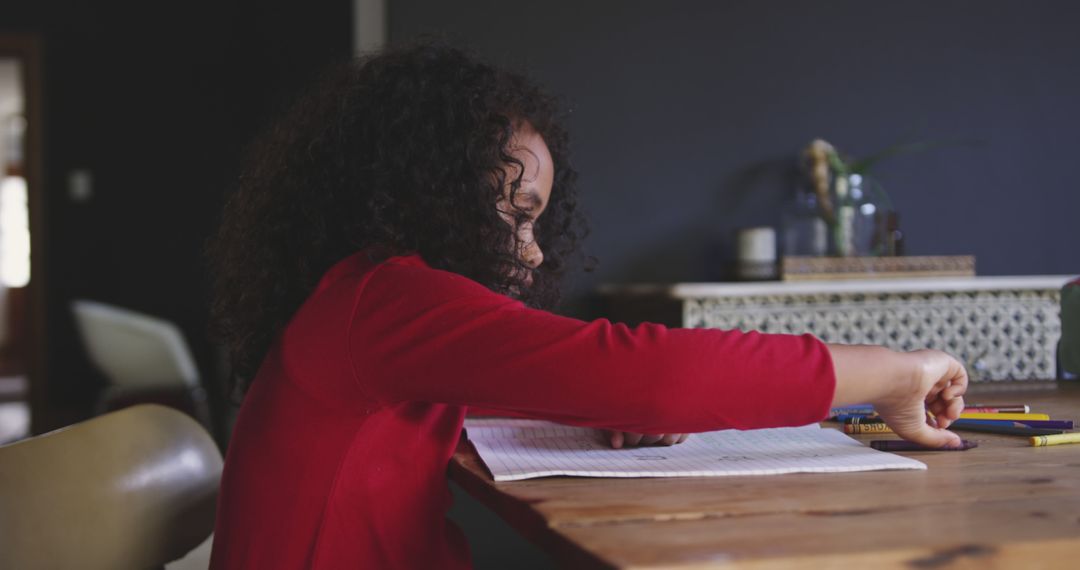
0;33;48;434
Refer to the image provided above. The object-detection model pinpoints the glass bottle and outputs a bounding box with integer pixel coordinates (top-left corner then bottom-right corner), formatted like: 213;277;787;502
781;187;827;257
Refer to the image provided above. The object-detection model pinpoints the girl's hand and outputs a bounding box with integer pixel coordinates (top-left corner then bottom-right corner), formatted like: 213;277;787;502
605;431;689;449
829;345;969;449
873;349;968;449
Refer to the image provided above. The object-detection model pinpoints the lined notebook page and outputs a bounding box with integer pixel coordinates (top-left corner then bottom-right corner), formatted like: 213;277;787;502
464;419;925;482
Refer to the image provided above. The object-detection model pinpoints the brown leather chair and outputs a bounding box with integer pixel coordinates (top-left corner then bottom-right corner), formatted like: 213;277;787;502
0;404;222;569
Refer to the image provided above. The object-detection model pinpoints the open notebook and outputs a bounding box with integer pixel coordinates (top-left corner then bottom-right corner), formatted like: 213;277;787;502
464;419;925;482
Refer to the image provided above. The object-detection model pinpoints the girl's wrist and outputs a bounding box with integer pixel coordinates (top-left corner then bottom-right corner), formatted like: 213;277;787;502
877;349;921;407
827;344;918;407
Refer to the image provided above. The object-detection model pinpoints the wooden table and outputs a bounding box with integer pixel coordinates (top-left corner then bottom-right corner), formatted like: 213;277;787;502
450;382;1080;568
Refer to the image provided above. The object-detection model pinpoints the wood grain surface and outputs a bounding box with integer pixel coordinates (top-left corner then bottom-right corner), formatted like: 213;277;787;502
450;382;1080;568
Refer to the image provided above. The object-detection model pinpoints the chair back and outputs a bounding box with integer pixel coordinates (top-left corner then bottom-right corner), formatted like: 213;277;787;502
72;300;200;390
0;404;222;569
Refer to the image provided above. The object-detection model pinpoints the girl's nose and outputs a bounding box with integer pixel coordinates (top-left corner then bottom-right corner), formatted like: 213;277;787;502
524;244;544;269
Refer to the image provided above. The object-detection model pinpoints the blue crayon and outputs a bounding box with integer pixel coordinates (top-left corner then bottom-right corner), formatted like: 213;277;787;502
833;413;880;423
829;405;874;417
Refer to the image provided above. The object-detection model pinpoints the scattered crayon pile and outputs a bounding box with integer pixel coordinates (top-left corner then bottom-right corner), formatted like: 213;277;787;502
827;403;1080;449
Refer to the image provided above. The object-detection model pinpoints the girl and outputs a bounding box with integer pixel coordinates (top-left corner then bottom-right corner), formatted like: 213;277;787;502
207;43;967;569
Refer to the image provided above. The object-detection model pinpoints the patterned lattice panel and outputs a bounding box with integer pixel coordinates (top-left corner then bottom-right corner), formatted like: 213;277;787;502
683;289;1062;381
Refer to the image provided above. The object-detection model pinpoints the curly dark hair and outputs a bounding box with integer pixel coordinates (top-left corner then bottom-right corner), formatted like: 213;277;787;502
207;43;586;391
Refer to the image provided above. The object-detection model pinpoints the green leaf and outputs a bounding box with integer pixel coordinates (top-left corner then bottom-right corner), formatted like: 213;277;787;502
848;137;984;174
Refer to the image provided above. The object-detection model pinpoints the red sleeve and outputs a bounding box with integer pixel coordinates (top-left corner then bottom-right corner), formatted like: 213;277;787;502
465;407;532;418
347;260;836;434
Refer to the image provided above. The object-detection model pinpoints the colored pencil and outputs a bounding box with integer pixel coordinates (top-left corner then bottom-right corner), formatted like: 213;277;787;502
958;412;1050;421
951;419;1073;430
966;404;1030;413
947;423;1064;436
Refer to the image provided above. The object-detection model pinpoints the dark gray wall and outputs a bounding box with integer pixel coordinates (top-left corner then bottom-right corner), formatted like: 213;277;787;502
397;1;1080;565
393;0;1080;303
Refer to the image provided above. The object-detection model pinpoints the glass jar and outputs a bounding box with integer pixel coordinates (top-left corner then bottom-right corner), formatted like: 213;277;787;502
830;173;889;257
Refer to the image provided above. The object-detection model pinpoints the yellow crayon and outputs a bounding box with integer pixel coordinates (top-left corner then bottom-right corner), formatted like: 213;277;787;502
959;413;1050;421
1030;433;1080;447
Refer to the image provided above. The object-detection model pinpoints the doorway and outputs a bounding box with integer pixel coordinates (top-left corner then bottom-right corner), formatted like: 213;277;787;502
0;34;44;442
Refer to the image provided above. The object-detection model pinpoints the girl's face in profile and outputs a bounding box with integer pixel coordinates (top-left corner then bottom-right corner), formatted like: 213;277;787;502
497;124;553;287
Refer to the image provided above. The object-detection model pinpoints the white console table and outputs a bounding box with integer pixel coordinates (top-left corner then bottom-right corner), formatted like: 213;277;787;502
598;276;1073;381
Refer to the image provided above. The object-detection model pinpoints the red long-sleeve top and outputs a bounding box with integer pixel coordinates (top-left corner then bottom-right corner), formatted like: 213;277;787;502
210;252;836;569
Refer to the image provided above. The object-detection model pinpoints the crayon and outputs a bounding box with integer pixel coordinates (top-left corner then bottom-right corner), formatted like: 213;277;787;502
833;413;880;422
967;403;1032;412
870;440;977;452
951;419;1073;430
829;405;875;418
843;423;893;434
1030;433;1080;447
947;423;1064;436
843;416;886;425
958;412;1050;421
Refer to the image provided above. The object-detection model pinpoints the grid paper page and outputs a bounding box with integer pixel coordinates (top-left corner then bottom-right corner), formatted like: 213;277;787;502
464;419;926;481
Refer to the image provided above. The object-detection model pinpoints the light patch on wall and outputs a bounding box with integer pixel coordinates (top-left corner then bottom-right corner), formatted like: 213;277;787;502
1;57;28;288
